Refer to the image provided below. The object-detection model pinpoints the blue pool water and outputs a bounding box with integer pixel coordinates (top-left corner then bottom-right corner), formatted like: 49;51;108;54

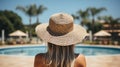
0;45;120;56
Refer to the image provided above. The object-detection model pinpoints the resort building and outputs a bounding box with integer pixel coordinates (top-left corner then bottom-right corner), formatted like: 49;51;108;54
101;23;120;45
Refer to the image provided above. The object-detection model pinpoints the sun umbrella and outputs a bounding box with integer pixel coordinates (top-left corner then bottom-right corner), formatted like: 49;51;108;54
94;30;111;36
9;30;28;36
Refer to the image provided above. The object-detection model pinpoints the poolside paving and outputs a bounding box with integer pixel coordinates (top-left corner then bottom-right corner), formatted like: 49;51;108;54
86;55;120;67
0;55;34;67
0;55;120;67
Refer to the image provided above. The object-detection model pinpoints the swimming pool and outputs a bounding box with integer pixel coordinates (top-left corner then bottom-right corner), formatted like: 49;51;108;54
0;45;120;56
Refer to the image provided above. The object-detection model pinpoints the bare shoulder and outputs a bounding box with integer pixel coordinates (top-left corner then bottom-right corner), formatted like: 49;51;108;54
76;54;86;60
34;53;45;67
35;53;45;59
75;54;86;67
35;53;45;62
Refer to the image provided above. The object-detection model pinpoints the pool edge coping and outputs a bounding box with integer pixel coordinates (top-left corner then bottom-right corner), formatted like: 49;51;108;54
0;44;120;57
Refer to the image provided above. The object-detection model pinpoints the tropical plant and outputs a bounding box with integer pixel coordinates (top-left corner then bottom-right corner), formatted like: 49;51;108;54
98;16;110;23
77;9;89;26
72;9;89;26
86;21;103;33
3;10;25;31
0;10;25;37
34;5;47;23
0;13;14;37
16;4;38;42
87;7;106;33
98;16;120;28
87;7;106;41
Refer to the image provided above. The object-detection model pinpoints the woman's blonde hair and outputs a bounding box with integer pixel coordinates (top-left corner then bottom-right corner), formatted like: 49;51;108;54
45;42;75;67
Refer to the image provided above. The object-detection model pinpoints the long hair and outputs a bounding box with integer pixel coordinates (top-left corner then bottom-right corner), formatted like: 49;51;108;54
45;42;75;67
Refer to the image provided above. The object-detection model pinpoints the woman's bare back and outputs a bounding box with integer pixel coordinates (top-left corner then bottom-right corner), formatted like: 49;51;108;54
34;53;86;67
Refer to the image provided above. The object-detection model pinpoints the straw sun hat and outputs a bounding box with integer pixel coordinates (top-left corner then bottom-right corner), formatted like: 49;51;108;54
35;13;87;46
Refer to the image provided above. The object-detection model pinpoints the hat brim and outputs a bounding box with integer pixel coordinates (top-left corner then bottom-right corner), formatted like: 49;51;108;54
35;23;87;46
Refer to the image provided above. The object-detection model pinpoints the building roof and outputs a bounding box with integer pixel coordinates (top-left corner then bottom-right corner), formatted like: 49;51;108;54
9;30;28;37
94;30;111;36
104;30;120;33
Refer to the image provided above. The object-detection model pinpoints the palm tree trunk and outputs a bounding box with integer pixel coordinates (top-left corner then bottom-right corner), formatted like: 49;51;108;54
81;21;84;26
92;16;95;42
29;16;32;43
36;15;39;44
36;15;39;23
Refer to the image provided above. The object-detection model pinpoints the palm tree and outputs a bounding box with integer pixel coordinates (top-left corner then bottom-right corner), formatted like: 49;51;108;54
87;7;107;41
34;5;47;23
77;9;89;26
72;9;89;26
33;4;47;43
98;16;111;23
98;16;120;28
16;4;36;43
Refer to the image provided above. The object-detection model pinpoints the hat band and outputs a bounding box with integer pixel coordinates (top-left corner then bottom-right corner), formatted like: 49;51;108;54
47;19;73;36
